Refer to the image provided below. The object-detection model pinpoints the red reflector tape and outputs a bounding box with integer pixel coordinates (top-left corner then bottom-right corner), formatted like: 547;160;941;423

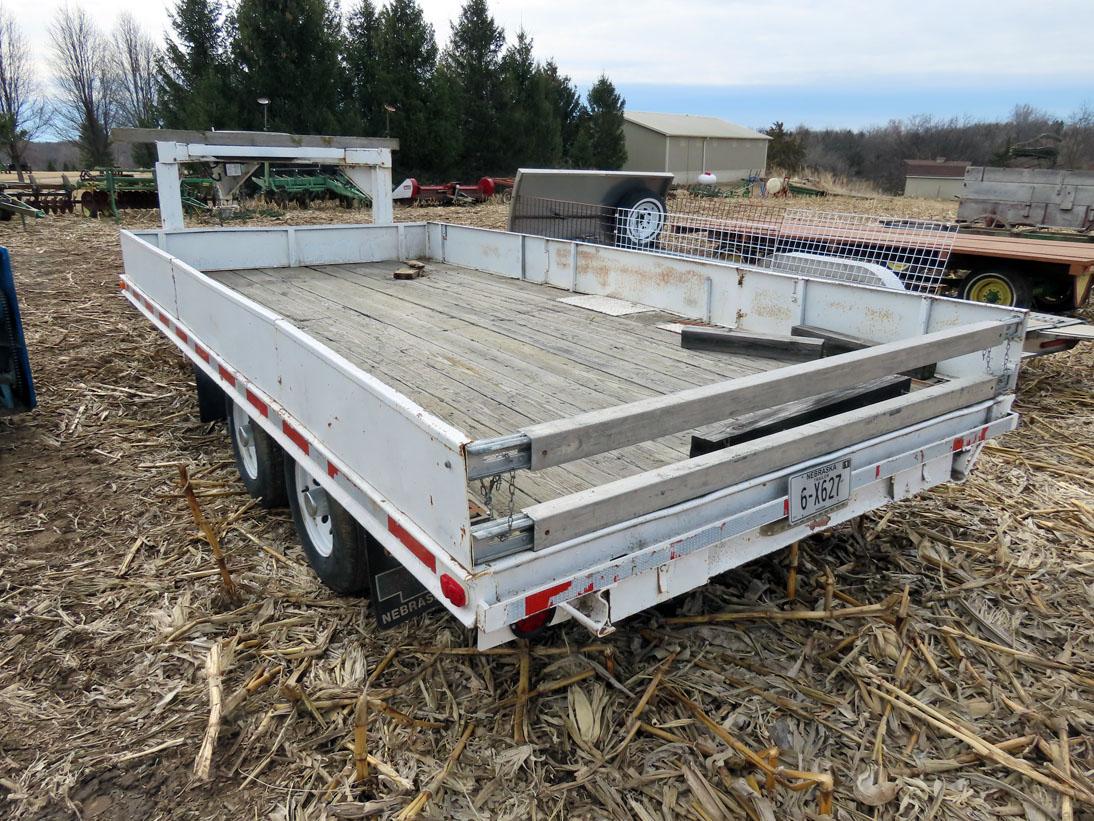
326;462;339;478
952;437;965;452
282;419;309;454
118;279;126;290
195;344;210;363
174;325;188;343
218;365;236;386
388;516;436;572
246;389;268;417
525;581;571;617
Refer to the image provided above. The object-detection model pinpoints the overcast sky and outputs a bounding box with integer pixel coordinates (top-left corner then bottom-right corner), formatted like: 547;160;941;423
15;0;1094;132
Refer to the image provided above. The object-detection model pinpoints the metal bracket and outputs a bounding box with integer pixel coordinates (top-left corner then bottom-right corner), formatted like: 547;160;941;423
465;433;531;479
470;514;534;562
557;590;615;637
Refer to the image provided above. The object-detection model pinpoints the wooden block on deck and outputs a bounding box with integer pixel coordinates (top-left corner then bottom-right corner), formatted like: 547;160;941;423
690;374;913;457
680;327;825;362
792;324;937;380
393;266;425;280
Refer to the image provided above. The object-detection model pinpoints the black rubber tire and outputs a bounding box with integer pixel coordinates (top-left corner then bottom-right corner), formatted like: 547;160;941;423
284;457;371;595
193;362;226;423
960;268;1033;309
613;188;666;249
226;395;287;508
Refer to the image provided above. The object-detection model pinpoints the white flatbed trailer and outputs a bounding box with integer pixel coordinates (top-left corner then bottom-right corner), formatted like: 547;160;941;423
113;130;1026;648
118;218;1026;648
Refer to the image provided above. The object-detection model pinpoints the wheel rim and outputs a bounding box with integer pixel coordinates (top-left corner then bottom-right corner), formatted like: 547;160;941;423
620;199;664;244
232;401;259;479
294;462;334;558
967;275;1015;306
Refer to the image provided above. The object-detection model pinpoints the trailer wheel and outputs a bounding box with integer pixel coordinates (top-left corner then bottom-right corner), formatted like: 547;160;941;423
961;269;1032;309
193;362;227;423
285;458;370;595
614;189;666;249
227;396;287;508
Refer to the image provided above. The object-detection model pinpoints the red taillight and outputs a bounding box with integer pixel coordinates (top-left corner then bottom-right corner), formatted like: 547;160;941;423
1039;338;1070;349
439;574;466;608
512;607;555;638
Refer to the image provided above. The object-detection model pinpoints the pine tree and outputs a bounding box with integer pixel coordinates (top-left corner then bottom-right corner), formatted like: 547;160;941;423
440;0;505;175
764;121;805;173
580;75;626;169
343;0;379;134
373;0;447;174
231;0;344;133
500;30;560;169
159;0;235;129
542;60;583;165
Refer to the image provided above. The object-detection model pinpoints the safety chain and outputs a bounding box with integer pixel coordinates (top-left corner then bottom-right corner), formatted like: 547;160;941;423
478;470;519;535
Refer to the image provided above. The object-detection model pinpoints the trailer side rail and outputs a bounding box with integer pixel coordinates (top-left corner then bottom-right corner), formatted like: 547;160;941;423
118;230;475;571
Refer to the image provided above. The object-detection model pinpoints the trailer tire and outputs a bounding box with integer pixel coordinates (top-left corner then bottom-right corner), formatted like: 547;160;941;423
961;269;1033;309
193;362;227;423
614;189;666;249
285;458;371;595
227;396;287;508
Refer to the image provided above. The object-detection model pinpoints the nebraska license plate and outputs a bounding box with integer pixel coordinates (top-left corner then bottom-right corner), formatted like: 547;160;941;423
788;458;852;524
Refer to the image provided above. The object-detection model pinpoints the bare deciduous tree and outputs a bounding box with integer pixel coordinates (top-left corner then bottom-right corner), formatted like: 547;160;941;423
50;4;116;168
113;13;160;167
113;14;158;128
0;3;49;180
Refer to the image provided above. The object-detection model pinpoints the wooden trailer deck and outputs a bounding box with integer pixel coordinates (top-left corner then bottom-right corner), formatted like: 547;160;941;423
209;260;788;510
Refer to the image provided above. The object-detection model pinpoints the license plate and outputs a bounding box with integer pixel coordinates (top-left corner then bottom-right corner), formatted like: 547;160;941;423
788;458;852;524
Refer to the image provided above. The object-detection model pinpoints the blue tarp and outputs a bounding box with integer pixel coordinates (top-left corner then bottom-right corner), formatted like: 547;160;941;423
0;245;35;414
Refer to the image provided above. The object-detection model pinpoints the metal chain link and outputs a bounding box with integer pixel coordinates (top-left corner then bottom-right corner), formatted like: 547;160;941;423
505;470;517;532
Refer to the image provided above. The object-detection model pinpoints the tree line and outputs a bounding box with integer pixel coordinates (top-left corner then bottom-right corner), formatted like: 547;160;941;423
0;0;628;180
764;104;1094;194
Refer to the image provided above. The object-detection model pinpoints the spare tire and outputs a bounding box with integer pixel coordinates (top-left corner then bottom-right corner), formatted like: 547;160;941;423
613;189;666;249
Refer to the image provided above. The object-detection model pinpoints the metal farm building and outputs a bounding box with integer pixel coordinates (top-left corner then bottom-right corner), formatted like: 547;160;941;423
622;111;770;185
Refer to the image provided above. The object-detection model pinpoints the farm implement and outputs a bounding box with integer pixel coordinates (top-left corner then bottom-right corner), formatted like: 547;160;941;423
0;177;75;216
79;169;215;218
251;166;372;208
392;176;514;206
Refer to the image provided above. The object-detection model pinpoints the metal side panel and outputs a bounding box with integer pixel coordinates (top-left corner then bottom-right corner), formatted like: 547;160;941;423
477;406;1017;638
119;231;475;568
121;282;475;626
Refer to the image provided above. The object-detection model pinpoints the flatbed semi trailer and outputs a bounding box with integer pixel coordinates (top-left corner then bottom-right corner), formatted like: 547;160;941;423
119;218;1025;647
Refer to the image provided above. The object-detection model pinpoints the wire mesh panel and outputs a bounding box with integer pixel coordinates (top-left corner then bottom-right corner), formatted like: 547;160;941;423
510;193;959;293
774;208;958;291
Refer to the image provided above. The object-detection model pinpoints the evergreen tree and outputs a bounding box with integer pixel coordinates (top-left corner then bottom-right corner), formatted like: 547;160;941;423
500;30;560;169
231;0;344;133
542;60;583;164
764;121;804;173
440;0;505;175
374;0;449;174
159;0;235;129
578;75;626;169
343;0;379;134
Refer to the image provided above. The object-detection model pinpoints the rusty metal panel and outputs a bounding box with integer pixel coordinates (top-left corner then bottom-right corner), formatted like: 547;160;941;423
957;167;1094;231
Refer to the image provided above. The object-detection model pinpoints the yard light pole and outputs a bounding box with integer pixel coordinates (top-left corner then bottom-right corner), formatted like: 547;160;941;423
257;97;270;131
383;103;396;137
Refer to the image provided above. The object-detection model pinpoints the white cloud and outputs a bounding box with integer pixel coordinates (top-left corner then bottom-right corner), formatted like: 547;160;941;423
15;0;1092;99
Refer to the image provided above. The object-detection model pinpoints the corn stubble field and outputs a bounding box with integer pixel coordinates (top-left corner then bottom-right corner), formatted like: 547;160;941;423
0;196;1091;820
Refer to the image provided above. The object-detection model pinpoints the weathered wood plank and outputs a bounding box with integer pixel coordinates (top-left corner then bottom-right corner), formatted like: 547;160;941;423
525;377;998;549
689;375;912;456
521;319;1016;470
681;327;825;361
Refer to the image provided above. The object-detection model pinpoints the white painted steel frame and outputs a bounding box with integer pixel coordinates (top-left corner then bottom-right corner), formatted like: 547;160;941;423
152;138;396;229
118;229;476;569
120;220;1024;647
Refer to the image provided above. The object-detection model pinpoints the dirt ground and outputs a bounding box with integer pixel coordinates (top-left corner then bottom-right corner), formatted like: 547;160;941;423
0;198;1091;820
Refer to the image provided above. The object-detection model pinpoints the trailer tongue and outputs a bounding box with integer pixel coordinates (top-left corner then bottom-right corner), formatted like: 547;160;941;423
117;132;1025;648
